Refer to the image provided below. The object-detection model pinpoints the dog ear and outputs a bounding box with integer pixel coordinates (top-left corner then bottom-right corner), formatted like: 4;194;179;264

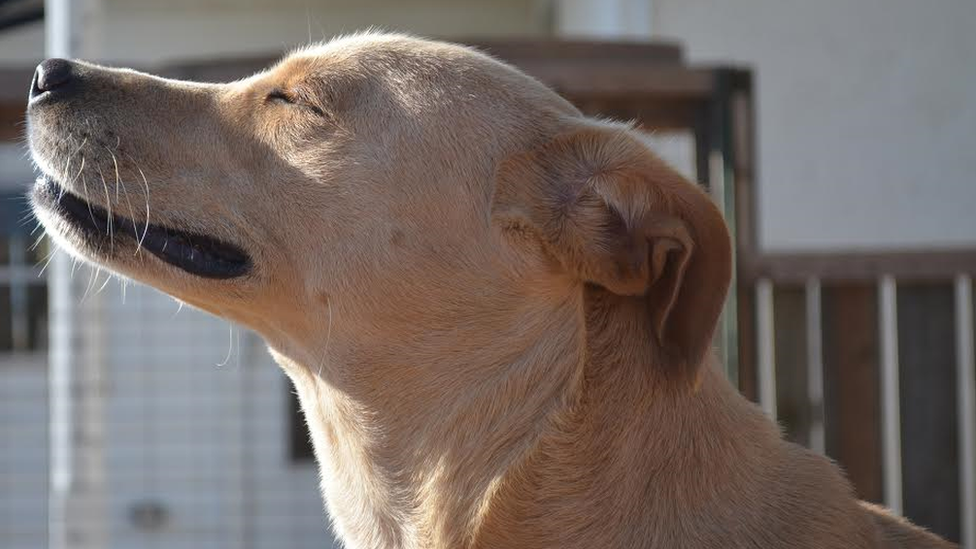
492;123;731;380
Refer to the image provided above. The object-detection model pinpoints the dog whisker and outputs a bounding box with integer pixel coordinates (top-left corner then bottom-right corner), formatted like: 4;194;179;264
70;153;86;189
97;165;115;252
120;151;152;253
306;4;313;46
96;269;113;295
59;142;77;201
30;232;45;252
81;262;99;302
78;170;101;231
18;212;38;227
316;297;334;380
106;147;140;243
37;247;57;278
216;324;234;368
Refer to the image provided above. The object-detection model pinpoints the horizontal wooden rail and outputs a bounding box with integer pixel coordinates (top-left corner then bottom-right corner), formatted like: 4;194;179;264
740;249;976;284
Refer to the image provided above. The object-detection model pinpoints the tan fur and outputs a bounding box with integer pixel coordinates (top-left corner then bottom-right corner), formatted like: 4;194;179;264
27;32;954;548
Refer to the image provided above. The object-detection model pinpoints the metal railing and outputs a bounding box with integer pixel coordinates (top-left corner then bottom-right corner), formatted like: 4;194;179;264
744;250;976;547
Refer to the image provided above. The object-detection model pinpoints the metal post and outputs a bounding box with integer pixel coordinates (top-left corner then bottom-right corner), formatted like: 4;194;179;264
955;275;975;549
879;275;903;515
708;144;736;382
756;278;777;419
554;0;653;39
805;278;825;454
45;2;80;547
46;2;105;548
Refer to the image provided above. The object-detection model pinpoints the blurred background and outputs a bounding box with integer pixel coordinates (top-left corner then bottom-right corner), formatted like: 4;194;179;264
0;1;974;548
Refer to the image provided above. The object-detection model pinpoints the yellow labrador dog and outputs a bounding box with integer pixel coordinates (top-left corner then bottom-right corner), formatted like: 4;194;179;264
27;33;952;549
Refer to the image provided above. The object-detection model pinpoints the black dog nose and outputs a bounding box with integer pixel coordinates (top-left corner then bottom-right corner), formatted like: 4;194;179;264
30;58;74;99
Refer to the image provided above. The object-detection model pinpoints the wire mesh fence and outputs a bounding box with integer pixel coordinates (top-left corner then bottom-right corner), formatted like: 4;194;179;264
1;252;336;549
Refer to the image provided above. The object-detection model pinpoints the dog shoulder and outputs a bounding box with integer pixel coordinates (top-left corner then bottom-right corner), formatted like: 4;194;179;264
859;501;958;548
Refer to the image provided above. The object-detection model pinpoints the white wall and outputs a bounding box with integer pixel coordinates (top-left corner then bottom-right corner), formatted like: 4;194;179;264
652;0;976;251
0;0;546;66
4;0;973;251
0;22;42;63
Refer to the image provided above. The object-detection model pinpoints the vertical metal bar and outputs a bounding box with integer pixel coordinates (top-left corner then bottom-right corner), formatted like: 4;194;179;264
805;278;825;454
46;2;79;547
708;150;726;225
47;262;73;549
728;74;756;401
879;275;903;514
955;274;976;549
712;72;739;386
708;148;737;382
756;278;776;419
46;4;106;547
554;0;653;39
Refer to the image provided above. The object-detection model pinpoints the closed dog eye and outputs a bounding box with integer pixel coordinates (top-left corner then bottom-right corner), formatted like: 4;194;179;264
266;88;326;117
266;88;295;104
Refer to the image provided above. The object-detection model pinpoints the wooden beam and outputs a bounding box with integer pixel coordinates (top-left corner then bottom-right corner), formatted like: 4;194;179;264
467;39;684;67
571;97;702;131
742;249;976;284
516;62;716;99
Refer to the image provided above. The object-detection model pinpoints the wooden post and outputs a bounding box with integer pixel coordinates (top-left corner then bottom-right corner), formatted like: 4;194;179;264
822;283;883;503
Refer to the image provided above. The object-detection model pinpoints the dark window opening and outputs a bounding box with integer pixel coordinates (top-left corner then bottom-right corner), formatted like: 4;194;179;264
0;198;49;354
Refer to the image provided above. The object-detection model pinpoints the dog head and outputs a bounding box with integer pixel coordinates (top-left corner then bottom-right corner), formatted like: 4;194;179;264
28;32;730;378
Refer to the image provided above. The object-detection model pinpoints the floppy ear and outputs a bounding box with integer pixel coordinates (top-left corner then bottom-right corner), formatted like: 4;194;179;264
492;123;732;380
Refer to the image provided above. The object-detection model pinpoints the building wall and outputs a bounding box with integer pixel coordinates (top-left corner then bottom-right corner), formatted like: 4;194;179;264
0;0;546;65
651;0;976;251
2;1;974;547
3;1;973;250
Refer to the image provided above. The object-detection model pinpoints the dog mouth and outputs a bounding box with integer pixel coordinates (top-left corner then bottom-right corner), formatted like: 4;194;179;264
32;176;251;279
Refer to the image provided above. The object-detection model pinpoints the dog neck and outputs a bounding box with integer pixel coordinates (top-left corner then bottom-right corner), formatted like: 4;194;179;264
274;276;587;548
273;285;795;549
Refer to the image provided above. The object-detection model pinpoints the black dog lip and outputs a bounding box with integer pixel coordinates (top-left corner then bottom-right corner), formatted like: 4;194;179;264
34;176;252;280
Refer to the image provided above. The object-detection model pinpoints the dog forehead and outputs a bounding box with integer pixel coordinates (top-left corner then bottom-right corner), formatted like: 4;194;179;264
278;33;507;86
284;34;430;70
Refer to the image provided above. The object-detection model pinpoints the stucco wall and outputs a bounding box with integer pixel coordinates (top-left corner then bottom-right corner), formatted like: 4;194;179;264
0;0;546;65
652;0;976;251
4;1;973;250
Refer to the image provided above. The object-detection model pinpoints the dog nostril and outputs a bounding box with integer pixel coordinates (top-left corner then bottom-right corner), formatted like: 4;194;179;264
32;58;74;97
